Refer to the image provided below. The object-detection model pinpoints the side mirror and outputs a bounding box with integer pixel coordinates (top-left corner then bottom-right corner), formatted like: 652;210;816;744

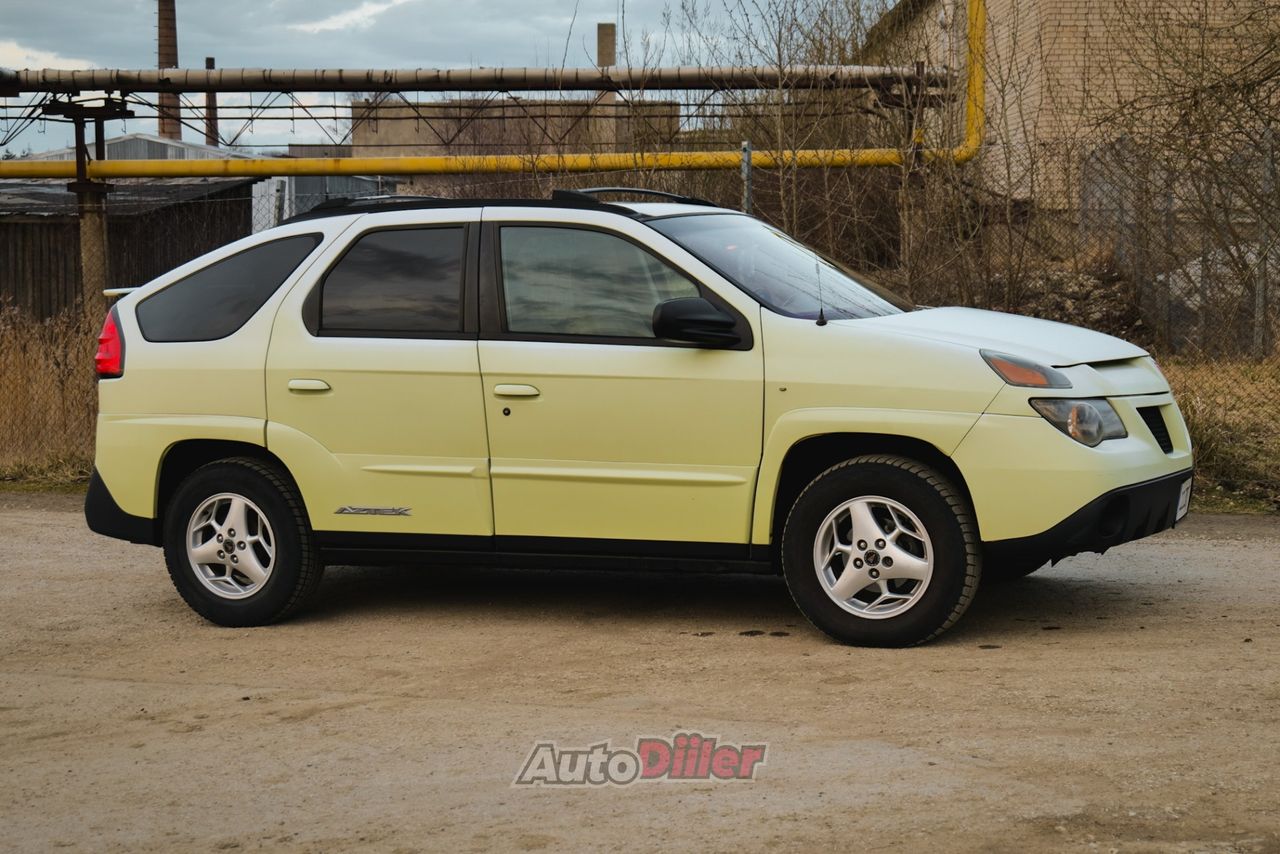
652;297;741;348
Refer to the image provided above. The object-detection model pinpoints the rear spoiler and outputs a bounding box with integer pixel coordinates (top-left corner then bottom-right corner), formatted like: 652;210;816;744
104;287;138;298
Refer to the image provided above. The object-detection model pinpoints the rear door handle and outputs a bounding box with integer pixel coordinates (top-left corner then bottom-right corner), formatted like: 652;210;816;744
494;383;540;397
287;378;331;392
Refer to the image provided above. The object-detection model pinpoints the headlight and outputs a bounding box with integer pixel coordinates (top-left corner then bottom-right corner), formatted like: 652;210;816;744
1030;398;1128;446
981;350;1072;388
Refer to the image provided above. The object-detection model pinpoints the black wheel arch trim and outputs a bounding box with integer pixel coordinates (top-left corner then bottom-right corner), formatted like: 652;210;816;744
85;468;160;546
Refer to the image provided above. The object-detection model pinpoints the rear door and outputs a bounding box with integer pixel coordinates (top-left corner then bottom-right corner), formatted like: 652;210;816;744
266;209;492;539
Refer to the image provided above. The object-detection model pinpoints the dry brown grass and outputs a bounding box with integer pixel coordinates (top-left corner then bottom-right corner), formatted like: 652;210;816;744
1161;357;1280;510
0;309;1276;512
0;308;97;486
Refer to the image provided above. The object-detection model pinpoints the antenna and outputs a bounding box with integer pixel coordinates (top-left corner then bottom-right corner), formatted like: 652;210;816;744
815;256;828;326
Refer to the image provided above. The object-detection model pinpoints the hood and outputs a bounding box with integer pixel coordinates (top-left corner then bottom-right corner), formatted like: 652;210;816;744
854;307;1146;366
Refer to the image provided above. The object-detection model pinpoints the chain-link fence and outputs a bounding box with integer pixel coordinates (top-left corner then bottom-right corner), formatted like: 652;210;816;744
2;0;1274;514
1;154;1276;507
0;181;382;484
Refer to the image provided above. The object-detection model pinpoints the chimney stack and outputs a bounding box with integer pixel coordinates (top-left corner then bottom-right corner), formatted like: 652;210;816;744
204;57;218;146
596;22;617;107
157;0;181;140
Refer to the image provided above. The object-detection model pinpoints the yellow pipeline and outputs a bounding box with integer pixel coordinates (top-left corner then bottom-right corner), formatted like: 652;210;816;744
0;0;983;179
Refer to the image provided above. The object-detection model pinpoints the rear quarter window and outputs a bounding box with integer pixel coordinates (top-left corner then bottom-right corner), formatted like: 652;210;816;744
135;233;321;342
318;226;465;336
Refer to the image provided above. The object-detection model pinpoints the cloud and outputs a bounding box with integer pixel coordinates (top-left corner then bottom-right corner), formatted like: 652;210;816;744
0;0;696;152
0;39;95;70
288;0;416;34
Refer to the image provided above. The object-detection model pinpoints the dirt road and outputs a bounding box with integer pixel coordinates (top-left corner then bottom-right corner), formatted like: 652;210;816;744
1;490;1277;852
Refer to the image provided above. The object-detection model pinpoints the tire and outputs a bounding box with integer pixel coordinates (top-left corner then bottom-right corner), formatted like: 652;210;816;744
983;557;1046;584
163;457;322;627
781;455;981;647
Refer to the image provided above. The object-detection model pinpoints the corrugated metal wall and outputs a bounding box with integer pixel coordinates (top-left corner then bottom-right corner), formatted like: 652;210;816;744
0;218;81;317
0;184;254;318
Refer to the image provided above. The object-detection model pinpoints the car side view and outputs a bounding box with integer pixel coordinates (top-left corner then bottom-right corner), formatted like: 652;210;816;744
85;188;1193;646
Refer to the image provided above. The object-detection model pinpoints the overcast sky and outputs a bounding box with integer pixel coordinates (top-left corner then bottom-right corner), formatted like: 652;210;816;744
0;0;704;152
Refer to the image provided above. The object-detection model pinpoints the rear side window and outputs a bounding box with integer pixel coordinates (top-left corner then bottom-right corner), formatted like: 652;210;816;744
320;227;465;335
136;234;321;342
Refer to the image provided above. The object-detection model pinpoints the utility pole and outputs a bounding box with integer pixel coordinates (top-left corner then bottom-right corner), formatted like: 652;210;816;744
43;99;134;317
740;140;753;214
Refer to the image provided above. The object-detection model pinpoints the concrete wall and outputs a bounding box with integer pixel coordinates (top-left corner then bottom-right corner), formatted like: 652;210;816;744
349;99;680;158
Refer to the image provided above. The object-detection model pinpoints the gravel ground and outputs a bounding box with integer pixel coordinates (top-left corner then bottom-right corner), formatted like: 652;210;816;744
1;490;1278;853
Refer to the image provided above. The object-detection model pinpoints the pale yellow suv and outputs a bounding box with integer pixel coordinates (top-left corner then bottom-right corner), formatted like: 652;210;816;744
86;189;1194;646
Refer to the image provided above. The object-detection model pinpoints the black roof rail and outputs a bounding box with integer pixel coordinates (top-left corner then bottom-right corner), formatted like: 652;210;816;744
281;193;636;224
552;187;719;207
307;194;443;212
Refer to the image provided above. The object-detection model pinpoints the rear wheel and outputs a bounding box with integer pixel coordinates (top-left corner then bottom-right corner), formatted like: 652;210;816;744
781;455;981;647
163;458;322;626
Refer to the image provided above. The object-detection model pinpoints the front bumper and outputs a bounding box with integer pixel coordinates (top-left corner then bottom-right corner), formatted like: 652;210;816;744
983;468;1192;564
952;390;1193;542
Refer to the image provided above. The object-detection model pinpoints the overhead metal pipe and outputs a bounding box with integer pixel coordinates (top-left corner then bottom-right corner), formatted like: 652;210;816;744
3;63;950;94
0;0;985;178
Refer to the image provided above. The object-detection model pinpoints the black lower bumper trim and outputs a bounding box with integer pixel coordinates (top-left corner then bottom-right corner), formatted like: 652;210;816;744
315;530;771;573
984;468;1193;565
85;468;158;546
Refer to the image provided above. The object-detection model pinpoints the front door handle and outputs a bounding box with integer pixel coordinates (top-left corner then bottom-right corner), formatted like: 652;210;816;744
288;378;331;392
494;383;540;398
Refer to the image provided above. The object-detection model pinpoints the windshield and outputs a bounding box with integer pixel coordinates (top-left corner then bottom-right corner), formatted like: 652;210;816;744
649;214;911;320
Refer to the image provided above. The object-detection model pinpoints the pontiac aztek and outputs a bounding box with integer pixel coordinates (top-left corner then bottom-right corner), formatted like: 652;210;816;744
85;189;1194;646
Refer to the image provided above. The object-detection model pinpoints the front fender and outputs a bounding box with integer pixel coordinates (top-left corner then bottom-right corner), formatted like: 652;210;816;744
750;408;983;545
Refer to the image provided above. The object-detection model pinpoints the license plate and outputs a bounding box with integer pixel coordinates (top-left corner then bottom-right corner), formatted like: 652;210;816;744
1176;477;1192;521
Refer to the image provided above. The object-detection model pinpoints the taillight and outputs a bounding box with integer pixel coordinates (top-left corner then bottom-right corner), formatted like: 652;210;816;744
95;308;125;379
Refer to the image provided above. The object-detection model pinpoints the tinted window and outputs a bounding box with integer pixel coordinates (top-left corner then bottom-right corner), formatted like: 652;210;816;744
500;226;699;338
650;214;910;320
136;234;321;342
320;227;464;334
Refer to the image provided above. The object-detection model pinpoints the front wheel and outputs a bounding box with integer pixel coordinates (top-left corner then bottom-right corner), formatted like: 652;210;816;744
781;455;981;647
163;458;323;627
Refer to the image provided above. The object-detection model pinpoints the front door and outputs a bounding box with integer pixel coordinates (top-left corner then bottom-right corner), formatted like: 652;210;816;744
477;211;764;550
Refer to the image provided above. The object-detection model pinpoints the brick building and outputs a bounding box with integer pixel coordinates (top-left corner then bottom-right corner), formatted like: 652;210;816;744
862;0;1234;209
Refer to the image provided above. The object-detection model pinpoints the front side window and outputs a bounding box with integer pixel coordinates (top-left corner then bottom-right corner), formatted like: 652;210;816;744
650;214;911;320
499;226;700;338
136;233;321;342
320;227;465;335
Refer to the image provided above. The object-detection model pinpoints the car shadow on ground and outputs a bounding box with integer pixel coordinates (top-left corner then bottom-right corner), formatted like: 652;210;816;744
305;563;798;627
299;561;1167;642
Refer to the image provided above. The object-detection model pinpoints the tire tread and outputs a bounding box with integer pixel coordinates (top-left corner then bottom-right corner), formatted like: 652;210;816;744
782;454;981;646
166;456;321;625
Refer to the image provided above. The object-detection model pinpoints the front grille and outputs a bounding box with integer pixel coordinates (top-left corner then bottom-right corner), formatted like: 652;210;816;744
1138;406;1174;453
